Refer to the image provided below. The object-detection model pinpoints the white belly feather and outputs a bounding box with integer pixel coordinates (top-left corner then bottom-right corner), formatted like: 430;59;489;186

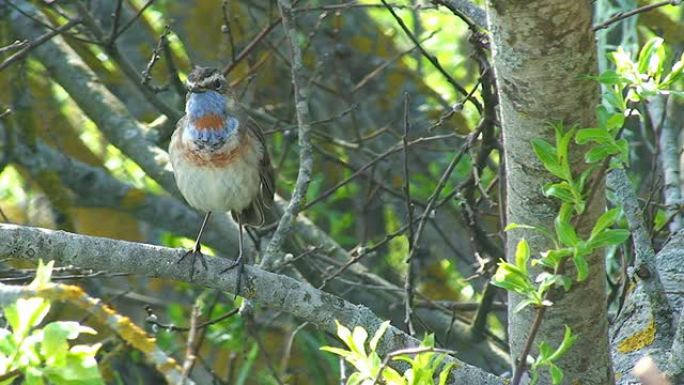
169;130;262;214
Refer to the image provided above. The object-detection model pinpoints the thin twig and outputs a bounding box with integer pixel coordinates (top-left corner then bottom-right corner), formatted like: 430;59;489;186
75;2;181;120
262;0;314;268
0;18;81;72
111;0;156;41
222;16;282;75
106;0;124;44
221;0;237;62
379;0;482;113
141;25;172;91
0;40;28;54
401;93;416;336
592;0;682;31
179;304;201;384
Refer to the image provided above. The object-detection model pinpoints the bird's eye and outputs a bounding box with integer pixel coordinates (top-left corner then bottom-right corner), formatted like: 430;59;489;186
213;79;222;89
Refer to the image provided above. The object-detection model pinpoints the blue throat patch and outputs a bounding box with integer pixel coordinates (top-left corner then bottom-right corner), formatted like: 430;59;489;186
185;91;239;150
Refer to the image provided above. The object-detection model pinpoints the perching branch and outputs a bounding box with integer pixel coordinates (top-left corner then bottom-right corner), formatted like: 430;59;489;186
0;223;504;385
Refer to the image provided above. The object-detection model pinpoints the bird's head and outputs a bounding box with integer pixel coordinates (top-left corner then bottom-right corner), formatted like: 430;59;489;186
185;66;228;94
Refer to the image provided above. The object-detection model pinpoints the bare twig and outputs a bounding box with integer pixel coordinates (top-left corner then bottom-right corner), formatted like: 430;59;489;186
0;40;28;54
401;93;416;336
221;0;237;62
262;0;314;268
141;25;172;91
222;17;282;75
179;304;201;384
106;0;124;44
145;306;239;333
592;0;682;31
0;18;81;72
74;2;181;120
379;0;482;113
111;0;155;40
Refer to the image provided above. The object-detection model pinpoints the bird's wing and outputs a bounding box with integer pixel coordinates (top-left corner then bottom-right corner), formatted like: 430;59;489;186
247;116;275;207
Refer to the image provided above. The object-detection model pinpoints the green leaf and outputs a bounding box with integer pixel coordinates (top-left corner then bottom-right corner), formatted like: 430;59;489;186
346;372;363;385
335;321;354;351
638;37;664;75
351;326;368;356
5;297;51;340
584;143;616;163
514;239;530;276
554;212;578;247
550;363;564;385
513;298;537;313
543;182;575;203
615;138;630;164
593;70;626;85
42;322;97;368
588;229;630;249
548;325;577;361
572;254;589;281
320;346;354;359
25;367;45;385
591;208;621;237
531;139;564;179
604;113;625;131
369;321;390;351
538;341;553;361
536;248;573;270
661;52;684;87
603;87;626;111
575;128;613;145
383;367;406;385
492;262;534;295
556;124;576;163
504;223;555;242
438;363;455;385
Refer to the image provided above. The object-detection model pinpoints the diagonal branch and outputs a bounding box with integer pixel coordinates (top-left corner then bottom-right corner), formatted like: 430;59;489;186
0;223;504;385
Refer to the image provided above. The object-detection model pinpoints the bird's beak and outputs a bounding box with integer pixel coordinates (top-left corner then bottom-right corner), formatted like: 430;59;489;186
186;83;206;93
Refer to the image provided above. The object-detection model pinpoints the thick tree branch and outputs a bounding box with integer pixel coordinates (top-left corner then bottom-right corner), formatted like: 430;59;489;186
0;223;504;385
8;4;177;193
431;0;486;30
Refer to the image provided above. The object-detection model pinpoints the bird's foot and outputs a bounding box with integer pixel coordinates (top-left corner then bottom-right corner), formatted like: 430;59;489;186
220;254;244;299
178;245;208;280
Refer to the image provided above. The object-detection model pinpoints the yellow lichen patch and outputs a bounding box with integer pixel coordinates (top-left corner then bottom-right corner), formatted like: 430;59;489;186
48;284;86;302
116;317;157;353
121;188;147;210
617;319;656;353
158;357;181;373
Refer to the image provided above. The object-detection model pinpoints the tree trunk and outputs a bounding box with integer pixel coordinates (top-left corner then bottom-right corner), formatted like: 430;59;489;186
487;1;613;383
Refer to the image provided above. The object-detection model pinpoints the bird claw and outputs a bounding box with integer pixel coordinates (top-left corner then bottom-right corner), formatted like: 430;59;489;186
220;254;244;299
178;246;208;280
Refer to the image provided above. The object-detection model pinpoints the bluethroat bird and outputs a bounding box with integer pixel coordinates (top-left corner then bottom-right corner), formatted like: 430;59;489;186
169;66;275;285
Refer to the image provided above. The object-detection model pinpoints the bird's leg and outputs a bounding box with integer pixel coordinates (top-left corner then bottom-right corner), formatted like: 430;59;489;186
179;212;211;279
220;215;245;298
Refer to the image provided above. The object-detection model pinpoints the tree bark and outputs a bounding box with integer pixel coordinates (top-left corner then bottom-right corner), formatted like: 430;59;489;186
487;1;613;383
